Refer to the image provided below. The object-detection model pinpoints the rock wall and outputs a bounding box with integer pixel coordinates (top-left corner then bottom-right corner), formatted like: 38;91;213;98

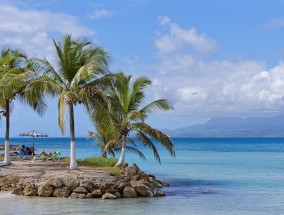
0;164;168;199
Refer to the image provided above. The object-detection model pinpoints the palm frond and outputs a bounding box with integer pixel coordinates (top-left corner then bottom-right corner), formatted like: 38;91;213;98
136;131;161;163
140;99;173;116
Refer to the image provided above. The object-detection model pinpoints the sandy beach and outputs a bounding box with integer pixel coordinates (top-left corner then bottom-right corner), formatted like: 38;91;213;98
0;160;113;179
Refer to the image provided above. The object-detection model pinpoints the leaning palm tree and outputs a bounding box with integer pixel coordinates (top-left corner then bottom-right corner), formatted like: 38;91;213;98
92;72;175;167
0;49;46;165
30;35;110;169
88;123;146;159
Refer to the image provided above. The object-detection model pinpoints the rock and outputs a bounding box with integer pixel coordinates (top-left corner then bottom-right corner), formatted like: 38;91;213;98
38;184;54;197
91;189;102;198
202;189;213;194
86;193;93;198
80;180;93;192
62;176;80;191
122;186;137;198
53;186;72;198
132;175;142;181
117;182;127;193
20;177;38;187
73;186;88;194
102;192;117;199
130;180;151;197
153;189;165;197
23;184;38;196
69;192;86;199
12;187;23;195
46;177;63;188
125;164;140;177
115;192;121;198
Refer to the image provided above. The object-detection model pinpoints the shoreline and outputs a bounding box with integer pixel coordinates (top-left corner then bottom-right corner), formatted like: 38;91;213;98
0;160;167;199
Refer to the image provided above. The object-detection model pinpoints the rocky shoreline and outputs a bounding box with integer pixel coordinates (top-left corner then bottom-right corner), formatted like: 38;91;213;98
0;162;168;199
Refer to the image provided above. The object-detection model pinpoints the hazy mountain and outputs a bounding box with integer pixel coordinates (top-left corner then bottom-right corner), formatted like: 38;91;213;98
165;115;284;137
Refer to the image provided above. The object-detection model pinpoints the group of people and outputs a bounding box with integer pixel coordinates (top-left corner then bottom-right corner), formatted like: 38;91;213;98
22;145;56;156
20;145;57;157
21;145;35;155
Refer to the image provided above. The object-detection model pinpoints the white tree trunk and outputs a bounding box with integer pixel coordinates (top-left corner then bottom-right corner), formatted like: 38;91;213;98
3;140;10;165
70;140;78;169
115;141;126;167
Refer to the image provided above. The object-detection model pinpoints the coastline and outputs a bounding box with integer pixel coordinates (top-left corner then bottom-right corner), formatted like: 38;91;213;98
0;160;167;199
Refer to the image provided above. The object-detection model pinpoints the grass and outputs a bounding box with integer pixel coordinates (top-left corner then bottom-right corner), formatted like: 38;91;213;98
60;156;121;176
77;157;118;167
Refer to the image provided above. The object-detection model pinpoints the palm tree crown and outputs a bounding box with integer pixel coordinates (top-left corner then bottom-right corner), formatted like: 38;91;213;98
0;49;46;164
93;72;175;166
31;35;110;169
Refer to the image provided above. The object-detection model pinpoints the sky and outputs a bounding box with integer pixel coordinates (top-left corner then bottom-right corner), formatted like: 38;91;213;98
1;0;284;137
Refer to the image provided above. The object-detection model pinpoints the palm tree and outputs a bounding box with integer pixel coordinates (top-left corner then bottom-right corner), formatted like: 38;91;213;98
88;124;146;159
31;35;110;169
92;72;175;167
0;49;46;165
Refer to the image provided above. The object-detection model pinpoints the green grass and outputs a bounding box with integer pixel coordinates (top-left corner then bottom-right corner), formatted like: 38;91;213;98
59;157;121;176
77;157;118;167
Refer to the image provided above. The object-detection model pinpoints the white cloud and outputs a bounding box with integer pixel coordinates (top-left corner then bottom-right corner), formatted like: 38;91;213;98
89;9;112;20
151;54;284;118
146;17;284;120
0;1;94;60
155;16;218;55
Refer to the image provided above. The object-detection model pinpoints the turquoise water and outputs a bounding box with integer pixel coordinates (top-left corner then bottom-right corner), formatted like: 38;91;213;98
1;137;284;215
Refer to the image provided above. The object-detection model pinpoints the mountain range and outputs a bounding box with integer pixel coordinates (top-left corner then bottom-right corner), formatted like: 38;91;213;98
165;115;284;137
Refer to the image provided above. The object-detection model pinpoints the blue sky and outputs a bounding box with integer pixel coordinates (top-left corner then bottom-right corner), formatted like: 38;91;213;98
1;0;284;137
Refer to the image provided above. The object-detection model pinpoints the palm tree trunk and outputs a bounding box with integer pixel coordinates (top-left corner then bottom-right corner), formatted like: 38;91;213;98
69;103;77;169
4;101;10;165
115;139;126;167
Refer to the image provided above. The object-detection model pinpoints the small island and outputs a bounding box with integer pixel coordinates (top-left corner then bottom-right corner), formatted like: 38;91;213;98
0;160;167;199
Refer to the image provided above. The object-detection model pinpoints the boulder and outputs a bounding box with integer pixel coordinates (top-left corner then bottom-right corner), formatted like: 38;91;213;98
115;192;121;198
91;189;102;198
73;186;88;194
153;189;165;197
46;177;63;188
102;192;117;199
69;192;86;199
53;186;72;198
23;185;37;196
124;164;140;177
80;180;93;192
122;186;137;198
62;176;80;191
130;180;151;197
11;187;23;195
86;193;93;199
117;182;127;193
38;184;54;197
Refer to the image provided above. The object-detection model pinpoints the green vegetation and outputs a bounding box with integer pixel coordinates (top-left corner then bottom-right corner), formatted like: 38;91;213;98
0;34;175;168
60;157;121;176
0;49;46;164
90;72;175;167
29;35;111;169
78;157;118;167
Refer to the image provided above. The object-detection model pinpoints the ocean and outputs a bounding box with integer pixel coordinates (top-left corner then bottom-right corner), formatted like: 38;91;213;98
1;137;284;215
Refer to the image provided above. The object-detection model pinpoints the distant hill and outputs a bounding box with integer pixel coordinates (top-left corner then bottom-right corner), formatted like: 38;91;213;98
165;115;284;137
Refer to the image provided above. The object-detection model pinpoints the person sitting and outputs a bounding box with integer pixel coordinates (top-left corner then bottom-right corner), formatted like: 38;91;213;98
38;150;56;157
21;145;29;155
27;147;35;155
